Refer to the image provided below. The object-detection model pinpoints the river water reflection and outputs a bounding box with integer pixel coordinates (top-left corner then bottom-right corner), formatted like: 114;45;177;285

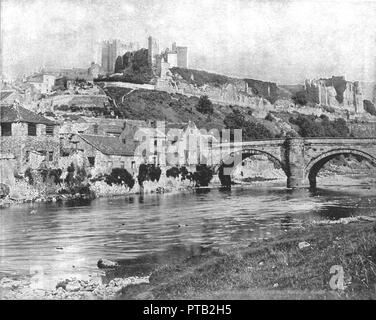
1;177;376;287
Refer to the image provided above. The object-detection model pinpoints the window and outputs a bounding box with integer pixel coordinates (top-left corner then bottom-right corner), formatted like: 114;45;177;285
1;123;12;136
25;151;30;163
28;123;37;136
48;151;54;162
46;125;54;136
88;157;95;167
120;161;125;169
93;124;98;134
131;161;135;169
154;139;158;155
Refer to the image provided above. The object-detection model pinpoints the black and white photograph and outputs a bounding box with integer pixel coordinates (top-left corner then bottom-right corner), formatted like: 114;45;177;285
1;0;376;305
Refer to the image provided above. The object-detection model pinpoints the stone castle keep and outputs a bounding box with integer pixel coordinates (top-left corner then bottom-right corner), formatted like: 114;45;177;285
101;36;188;77
101;40;140;74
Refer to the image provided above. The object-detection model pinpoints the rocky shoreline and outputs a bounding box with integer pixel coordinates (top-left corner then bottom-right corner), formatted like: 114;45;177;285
0;274;150;300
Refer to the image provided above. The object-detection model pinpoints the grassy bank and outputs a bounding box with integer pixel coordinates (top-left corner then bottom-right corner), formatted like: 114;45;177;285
119;218;376;300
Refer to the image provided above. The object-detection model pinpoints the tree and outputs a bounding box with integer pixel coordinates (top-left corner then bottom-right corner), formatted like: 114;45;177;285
223;109;273;140
193;165;213;187
292;90;308;106
166;167;180;178
289;115;325;137
364;100;376;116
137;164;162;186
105;168;135;189
196;95;214;115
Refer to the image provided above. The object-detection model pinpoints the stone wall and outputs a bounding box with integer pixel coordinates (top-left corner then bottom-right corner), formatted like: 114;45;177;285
304;76;364;113
154;75;274;112
0;123;60;173
0;154;16;192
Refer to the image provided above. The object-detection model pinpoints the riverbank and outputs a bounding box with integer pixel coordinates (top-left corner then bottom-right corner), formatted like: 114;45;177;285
0;175;195;209
117;216;376;300
1;214;376;299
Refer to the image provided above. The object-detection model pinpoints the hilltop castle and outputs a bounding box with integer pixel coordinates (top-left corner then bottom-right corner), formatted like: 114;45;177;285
101;40;140;74
101;36;188;77
147;36;188;75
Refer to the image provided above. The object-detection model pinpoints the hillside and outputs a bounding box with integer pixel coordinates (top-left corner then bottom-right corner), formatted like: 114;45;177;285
103;85;367;140
103;87;227;130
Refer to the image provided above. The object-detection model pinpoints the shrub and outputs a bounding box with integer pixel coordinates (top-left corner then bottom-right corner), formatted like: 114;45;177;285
265;112;274;122
24;168;34;185
289;115;325;137
105;168;135;189
289;115;349;137
193;165;213;187
64;162;90;194
223;110;273;140
39;168;62;184
166;167;180;178
364;100;376;116
137;164;162;186
196;95;214;115
166;166;189;180
292;91;308;106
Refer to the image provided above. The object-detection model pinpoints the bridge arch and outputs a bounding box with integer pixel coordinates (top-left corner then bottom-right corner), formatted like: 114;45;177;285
305;148;376;188
217;148;287;186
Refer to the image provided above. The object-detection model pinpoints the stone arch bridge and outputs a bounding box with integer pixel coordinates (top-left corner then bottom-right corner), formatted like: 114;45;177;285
213;137;376;189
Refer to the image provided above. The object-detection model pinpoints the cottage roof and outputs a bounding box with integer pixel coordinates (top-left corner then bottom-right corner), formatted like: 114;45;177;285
78;134;134;156
0;104;56;125
0;91;15;101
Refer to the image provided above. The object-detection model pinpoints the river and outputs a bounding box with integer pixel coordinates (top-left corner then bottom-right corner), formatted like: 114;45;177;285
1;175;376;290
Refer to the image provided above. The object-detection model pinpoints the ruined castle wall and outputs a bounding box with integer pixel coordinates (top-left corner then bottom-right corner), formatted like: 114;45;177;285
304;77;364;113
154;77;271;110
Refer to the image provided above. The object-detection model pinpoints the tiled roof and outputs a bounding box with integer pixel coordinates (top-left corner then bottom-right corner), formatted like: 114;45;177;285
0;104;56;125
78;134;134;156
0;91;15;101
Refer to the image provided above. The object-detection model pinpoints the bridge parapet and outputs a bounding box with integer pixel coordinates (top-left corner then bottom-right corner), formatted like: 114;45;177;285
215;137;376;189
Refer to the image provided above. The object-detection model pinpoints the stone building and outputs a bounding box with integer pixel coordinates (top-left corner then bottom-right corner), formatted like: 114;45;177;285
166;121;217;167
0;103;60;173
148;36;160;67
26;73;56;94
102;40;140;74
119;120;166;166
156;42;189;77
176;46;188;68
0;153;16;196
67;134;139;175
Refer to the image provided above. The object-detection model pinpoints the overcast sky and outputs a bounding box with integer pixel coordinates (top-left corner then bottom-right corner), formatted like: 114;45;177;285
1;0;376;83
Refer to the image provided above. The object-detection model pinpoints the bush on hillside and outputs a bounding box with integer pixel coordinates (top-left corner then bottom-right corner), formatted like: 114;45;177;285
196;95;214;115
171;67;230;87
364;100;376;116
292;90;308;106
224;109;274;140
289;115;349;137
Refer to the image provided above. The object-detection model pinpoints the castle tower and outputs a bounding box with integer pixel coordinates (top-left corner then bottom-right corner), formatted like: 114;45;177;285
101;39;122;74
176;46;188;68
148;36;160;67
